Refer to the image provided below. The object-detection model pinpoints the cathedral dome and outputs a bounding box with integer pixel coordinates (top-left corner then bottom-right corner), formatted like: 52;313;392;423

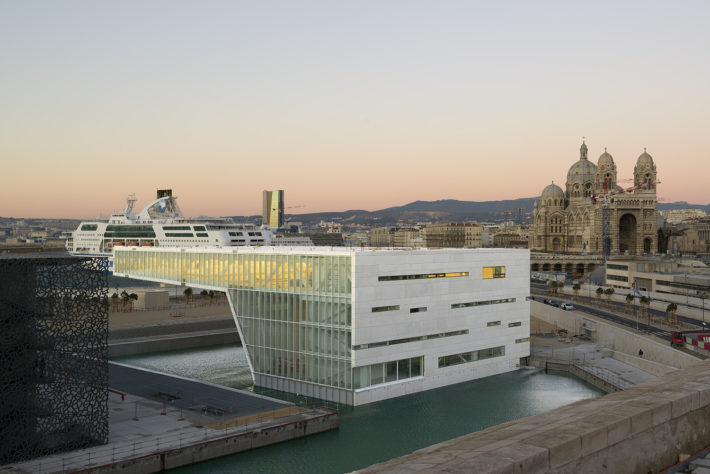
541;182;565;200
566;159;596;183
598;150;614;168
637;149;654;167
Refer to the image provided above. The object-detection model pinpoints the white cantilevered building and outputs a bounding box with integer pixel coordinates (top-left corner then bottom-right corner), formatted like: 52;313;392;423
113;246;530;405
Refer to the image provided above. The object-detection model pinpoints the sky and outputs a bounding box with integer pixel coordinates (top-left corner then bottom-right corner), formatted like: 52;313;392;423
1;1;709;219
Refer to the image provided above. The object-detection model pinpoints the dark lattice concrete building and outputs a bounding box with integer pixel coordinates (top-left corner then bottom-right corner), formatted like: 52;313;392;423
0;255;108;464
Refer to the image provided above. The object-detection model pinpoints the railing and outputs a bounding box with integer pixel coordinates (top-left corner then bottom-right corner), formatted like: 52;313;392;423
529;352;628;392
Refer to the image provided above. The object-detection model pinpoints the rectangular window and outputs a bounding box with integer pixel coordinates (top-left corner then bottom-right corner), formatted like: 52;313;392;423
508;322;522;327
163;226;192;231
608;274;628;282
165;233;194;238
515;337;530;343
607;264;628;271
451;298;515;309
378;272;468;282
193;226;207;231
196;233;209;237
487;321;501;327
438;346;505;368
409;307;427;313
371;305;400;313
81;224;98;231
482;266;506;279
353;356;423;389
352;329;468;350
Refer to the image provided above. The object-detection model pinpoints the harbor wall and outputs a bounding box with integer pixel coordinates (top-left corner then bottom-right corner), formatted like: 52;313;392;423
108;329;239;357
358;360;710;474
78;411;338;474
531;301;699;370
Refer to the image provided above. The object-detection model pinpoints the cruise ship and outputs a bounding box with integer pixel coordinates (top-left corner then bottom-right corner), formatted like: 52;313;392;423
65;189;311;270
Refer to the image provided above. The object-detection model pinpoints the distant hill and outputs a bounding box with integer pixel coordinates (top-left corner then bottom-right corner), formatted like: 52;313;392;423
229;198;710;227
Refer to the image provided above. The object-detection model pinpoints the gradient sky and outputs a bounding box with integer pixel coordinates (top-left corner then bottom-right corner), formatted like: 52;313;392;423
2;1;709;219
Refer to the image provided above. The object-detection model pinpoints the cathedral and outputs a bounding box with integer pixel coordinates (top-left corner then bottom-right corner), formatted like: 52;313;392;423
530;141;659;255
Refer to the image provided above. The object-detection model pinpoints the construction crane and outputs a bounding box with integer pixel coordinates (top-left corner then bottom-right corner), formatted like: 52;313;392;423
590;179;661;261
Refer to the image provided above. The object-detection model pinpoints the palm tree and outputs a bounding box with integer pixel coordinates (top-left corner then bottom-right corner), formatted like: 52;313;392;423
110;292;119;312
548;281;557;295
208;290;215;304
573;283;581;301
625;293;635;314
604;288;615;307
666;302;678;327
200;289;208;303
557;281;565;296
128;293;138;311
183;287;193;304
120;290;130;311
596;287;604;303
640;296;650;318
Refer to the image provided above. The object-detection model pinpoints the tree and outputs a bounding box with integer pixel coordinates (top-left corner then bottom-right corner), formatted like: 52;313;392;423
120;290;133;311
557;281;565;296
548;281;557;295
184;287;193;304
666;302;678;327
208;290;215;304
110;292;119;312
640;296;650;318
596;287;604;302
625;293;635;314
573;283;581;301
604;288;615;307
200;289;208;303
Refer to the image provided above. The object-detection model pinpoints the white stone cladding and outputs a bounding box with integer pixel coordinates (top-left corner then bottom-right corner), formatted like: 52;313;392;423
350;248;530;405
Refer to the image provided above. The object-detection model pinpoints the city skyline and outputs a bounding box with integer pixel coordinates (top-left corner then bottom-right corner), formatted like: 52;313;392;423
2;1;709;219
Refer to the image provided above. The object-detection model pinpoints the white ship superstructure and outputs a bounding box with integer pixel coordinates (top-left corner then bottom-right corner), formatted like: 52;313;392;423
65;190;311;269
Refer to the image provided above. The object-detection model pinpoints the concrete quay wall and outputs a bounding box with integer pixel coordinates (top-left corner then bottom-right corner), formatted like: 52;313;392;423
357;361;710;474
80;411;338;474
108;329;239;357
531;301;699;370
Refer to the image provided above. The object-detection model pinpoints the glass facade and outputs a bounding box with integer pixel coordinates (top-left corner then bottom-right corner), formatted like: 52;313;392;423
114;250;353;391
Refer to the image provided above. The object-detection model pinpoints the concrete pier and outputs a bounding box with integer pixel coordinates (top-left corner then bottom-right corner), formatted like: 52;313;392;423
5;363;338;473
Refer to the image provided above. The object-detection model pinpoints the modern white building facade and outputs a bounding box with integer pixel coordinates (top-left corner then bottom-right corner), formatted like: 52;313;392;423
113;246;530;405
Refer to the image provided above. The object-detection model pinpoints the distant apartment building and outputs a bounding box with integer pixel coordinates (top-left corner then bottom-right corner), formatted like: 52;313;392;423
421;223;481;248
481;225;501;248
668;218;710;256
262;190;284;229
493;232;527;248
661;209;707;224
393;228;422;248
369;227;394;247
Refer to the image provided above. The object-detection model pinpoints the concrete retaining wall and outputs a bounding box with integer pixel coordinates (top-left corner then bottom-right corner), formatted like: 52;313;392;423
358;361;710;474
108;329;239;357
82;411;338;473
531;301;699;369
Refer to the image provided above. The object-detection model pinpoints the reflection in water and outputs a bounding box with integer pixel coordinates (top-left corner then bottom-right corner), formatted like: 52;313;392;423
115;345;602;473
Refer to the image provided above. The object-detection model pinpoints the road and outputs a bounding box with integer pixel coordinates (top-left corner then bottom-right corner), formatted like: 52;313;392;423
530;283;707;359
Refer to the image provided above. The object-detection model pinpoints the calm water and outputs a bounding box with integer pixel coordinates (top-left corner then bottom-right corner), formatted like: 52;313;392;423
115;345;602;473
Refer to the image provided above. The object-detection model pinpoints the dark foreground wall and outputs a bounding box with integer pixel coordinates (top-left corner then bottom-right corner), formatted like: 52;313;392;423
358;360;710;474
0;255;108;464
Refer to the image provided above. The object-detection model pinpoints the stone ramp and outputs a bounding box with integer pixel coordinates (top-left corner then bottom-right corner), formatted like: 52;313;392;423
109;361;288;419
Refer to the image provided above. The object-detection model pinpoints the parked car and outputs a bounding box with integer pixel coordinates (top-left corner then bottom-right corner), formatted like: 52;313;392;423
550;302;560;308
561;303;575;311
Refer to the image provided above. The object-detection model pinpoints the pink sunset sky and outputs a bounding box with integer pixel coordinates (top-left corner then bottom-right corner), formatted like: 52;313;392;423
1;1;709;219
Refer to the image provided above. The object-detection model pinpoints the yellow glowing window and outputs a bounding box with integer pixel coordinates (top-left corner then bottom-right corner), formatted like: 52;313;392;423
482;266;506;279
